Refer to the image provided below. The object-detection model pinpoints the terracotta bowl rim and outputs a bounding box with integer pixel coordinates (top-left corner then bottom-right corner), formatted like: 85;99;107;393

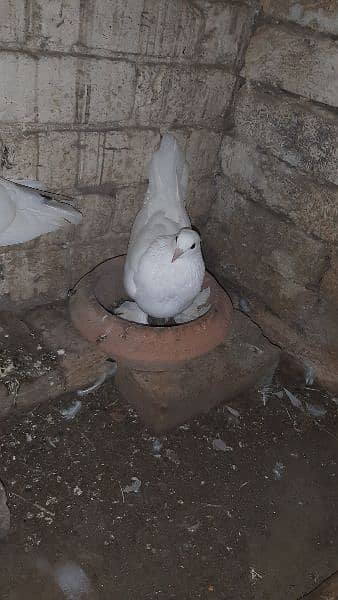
69;255;233;370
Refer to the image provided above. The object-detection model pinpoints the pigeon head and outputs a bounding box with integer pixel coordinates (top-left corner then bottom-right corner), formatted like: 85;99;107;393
171;228;201;262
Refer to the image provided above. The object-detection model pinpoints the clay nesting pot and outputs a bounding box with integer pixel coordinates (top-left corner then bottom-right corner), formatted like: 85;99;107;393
70;256;233;432
69;255;233;372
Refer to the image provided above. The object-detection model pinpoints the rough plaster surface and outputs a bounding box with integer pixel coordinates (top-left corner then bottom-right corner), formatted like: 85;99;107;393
0;0;255;308
205;0;338;390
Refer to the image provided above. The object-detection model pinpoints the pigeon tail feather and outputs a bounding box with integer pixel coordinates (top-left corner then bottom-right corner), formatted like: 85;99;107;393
146;134;189;221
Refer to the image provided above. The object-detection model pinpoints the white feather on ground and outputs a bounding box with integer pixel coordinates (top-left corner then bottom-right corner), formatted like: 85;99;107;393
0;176;82;246
53;562;92;600
36;558;92;600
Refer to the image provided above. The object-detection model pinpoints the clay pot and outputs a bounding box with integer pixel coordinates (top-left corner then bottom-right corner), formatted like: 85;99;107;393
69;255;233;372
69;255;234;430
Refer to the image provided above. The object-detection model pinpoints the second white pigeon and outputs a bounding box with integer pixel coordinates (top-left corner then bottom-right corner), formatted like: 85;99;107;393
0;177;82;246
119;134;205;322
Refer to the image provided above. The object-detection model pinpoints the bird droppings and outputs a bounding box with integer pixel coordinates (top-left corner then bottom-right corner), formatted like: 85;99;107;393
123;477;142;494
187;522;200;533
165;448;180;465
250;567;263;584
0;354;15;378
273;461;286;480
47;436;60;448
0;337;57;402
76;361;117;398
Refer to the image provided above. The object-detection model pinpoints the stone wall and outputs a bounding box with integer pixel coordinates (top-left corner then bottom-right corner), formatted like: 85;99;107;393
205;0;338;391
0;0;256;309
1;1;337;390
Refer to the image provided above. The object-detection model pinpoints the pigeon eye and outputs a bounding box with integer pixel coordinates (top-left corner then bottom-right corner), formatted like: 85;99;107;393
191;243;196;249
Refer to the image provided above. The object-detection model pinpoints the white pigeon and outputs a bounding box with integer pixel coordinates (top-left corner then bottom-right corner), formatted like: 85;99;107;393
118;134;205;323
0;176;82;246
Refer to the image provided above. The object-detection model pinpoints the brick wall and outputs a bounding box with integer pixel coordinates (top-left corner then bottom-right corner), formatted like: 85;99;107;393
205;0;338;391
2;1;336;390
0;0;256;309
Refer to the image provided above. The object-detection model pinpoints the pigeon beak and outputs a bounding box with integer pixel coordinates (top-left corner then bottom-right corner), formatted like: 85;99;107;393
172;247;184;262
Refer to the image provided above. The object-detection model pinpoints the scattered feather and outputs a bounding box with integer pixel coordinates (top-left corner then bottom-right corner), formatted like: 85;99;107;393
259;385;272;407
212;438;233;453
53;562;91;600
77;361;117;397
248;345;263;354
283;388;303;410
36;558;91;600
239;298;250;313
226;406;240;418
304;364;315;386
306;402;327;418
60;400;82;420
250;567;263;583
152;439;163;454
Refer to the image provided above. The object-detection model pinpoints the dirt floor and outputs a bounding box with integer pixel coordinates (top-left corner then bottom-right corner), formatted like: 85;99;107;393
0;373;337;600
